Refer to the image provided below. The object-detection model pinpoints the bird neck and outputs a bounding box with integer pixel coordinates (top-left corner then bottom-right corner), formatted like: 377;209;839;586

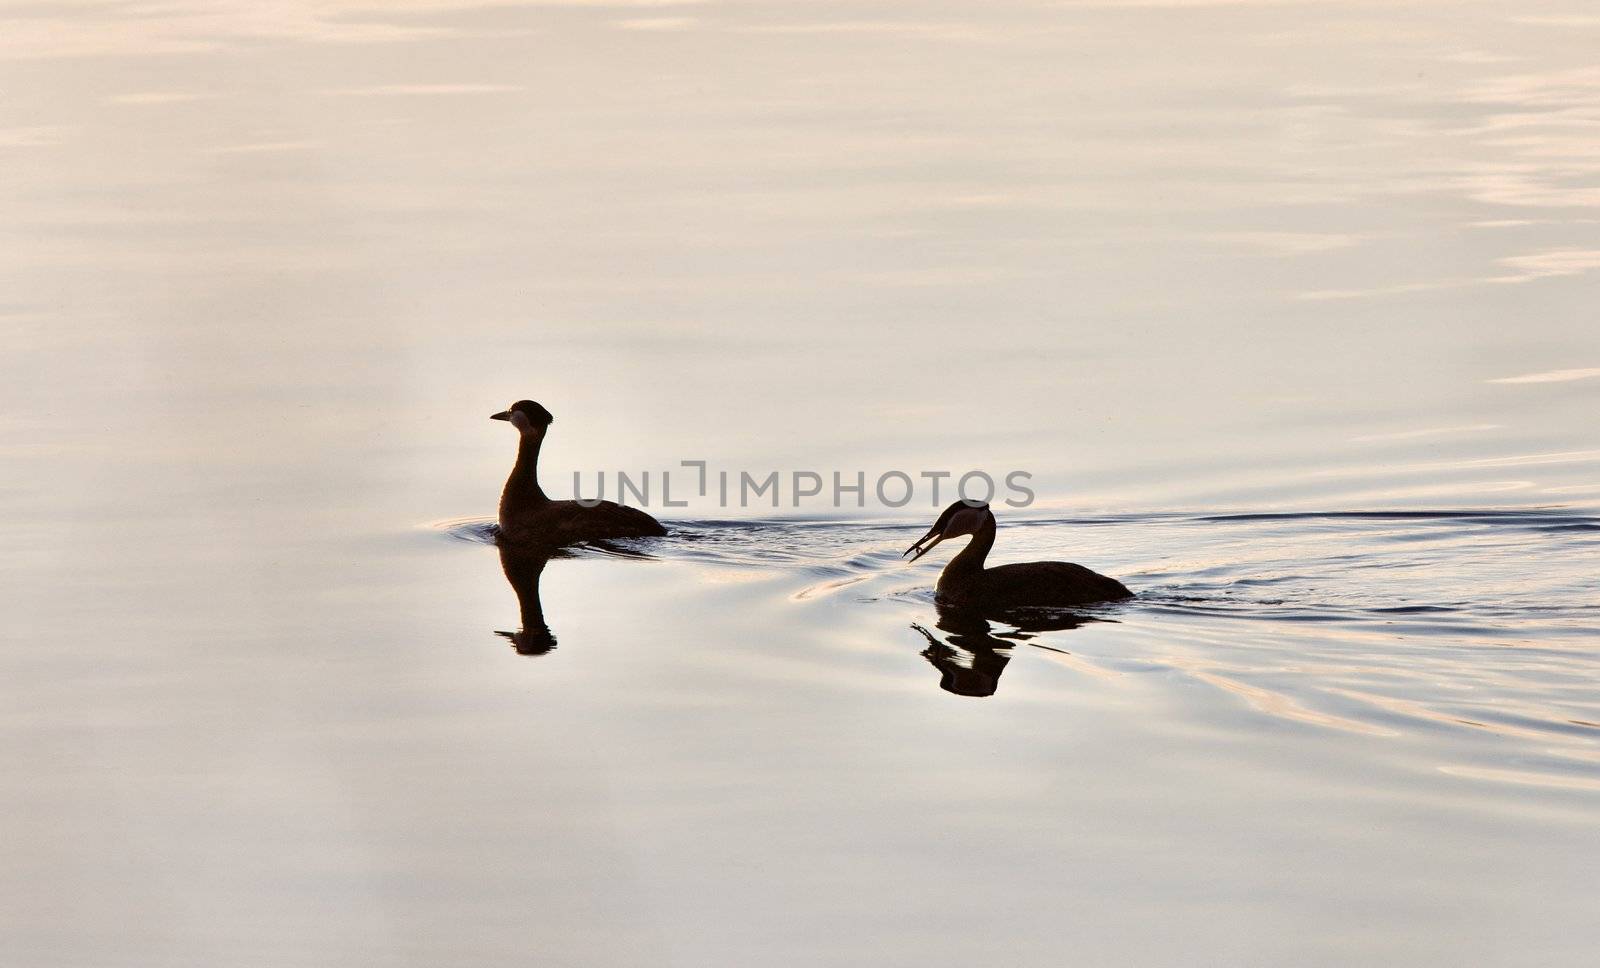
501;431;550;515
945;512;996;575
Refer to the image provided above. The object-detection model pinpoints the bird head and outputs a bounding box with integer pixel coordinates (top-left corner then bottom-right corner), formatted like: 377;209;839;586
490;400;555;435
903;500;991;562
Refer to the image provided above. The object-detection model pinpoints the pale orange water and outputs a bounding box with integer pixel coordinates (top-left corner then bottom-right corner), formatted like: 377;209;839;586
3;2;1599;965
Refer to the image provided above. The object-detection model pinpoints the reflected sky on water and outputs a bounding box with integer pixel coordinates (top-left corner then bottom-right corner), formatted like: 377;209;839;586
2;3;1597;965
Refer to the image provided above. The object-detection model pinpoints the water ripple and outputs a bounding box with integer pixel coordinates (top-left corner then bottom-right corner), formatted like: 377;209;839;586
434;508;1600;768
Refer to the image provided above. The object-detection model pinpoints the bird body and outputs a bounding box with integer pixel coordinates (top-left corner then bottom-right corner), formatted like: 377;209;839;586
906;501;1130;608
491;400;666;547
943;559;1130;609
498;499;666;546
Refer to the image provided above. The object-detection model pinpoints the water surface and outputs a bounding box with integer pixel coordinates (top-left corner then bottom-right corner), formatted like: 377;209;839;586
3;1;1599;964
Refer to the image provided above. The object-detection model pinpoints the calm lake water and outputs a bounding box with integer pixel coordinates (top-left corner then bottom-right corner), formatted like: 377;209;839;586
3;2;1599;965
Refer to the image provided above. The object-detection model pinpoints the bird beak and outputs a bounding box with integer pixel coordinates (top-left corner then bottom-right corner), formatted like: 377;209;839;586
490;411;511;421
903;527;944;562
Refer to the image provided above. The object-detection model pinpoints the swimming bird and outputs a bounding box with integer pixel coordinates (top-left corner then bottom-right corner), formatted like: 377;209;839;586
491;400;666;546
903;501;1131;608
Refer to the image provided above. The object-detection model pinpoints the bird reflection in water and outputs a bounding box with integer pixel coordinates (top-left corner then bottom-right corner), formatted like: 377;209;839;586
910;605;1101;698
496;544;560;655
494;539;652;656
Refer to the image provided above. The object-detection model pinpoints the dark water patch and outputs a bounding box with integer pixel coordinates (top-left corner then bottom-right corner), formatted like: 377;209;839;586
1142;603;1353;623
1227;575;1314;587
1193;508;1594;523
1193;508;1600;536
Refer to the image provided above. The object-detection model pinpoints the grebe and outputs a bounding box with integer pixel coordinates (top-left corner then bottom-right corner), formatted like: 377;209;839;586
491;399;666;546
903;501;1131;608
